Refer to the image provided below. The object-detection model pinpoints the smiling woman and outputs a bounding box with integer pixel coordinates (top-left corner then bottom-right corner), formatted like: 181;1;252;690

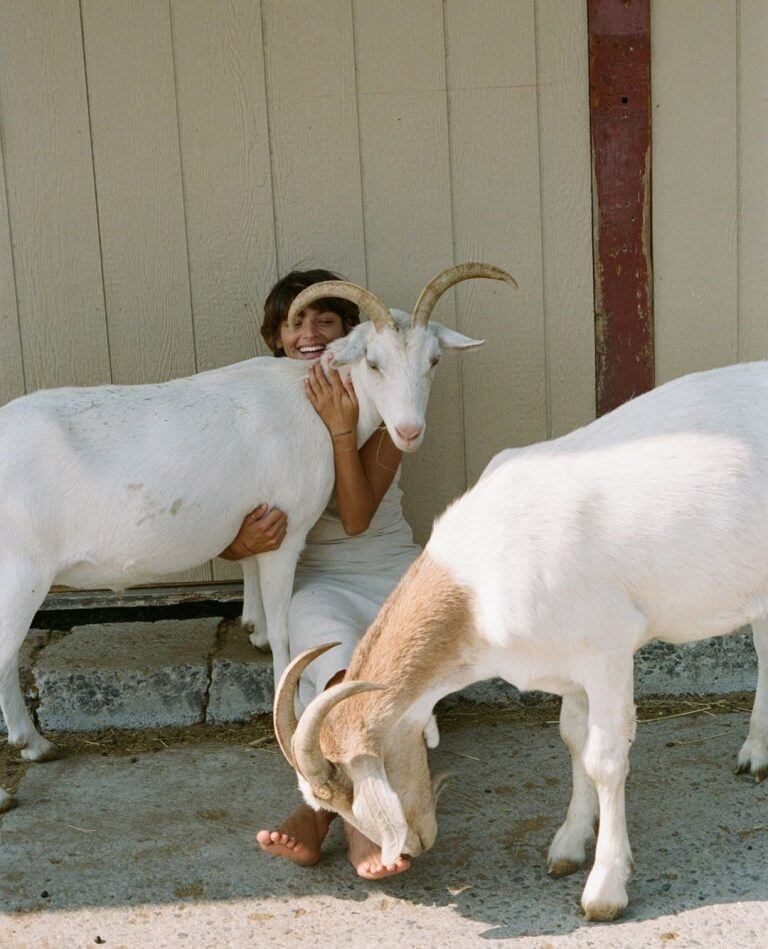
279;308;344;360
260;269;361;359
223;268;422;880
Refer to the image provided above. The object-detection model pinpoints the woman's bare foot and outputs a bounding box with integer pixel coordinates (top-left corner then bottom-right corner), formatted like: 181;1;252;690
256;803;334;866
344;822;411;879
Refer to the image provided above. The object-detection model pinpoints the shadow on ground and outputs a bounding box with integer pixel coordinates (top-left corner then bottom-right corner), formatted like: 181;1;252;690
2;707;768;946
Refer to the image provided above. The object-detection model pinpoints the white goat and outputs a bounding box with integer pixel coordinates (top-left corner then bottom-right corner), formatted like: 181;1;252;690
276;359;768;921
0;264;517;813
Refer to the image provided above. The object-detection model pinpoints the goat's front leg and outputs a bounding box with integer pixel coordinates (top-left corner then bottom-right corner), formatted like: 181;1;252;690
580;659;636;921
0;560;59;798
239;558;268;649
737;618;768;780
256;539;304;684
547;689;598;876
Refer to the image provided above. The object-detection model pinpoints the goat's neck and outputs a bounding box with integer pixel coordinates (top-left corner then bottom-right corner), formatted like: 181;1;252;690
328;554;485;743
320;356;381;447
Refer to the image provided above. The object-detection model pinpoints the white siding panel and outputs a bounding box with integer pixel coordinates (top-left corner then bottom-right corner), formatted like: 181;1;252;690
737;0;768;361
535;0;595;436
652;0;738;384
0;133;24;406
262;0;366;281
445;0;547;486
354;0;462;544
171;0;277;372
0;0;110;392
82;0;196;386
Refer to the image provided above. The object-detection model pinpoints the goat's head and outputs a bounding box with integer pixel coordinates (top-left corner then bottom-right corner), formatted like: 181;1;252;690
287;263;517;452
273;643;442;865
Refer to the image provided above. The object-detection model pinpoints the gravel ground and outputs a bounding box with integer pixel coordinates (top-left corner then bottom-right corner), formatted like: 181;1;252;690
1;700;767;947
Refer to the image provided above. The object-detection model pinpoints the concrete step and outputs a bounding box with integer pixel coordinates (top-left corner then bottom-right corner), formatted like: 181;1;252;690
4;617;760;733
13;616;272;733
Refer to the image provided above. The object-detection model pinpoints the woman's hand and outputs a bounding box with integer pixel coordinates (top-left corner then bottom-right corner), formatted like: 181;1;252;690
305;362;358;437
219;504;288;560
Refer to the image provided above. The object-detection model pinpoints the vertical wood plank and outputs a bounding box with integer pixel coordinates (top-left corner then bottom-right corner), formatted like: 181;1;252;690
651;0;738;384
0;0;110;392
81;0;196;386
171;0;278;581
444;0;547;486
171;0;277;372
535;0;596;437
354;0;461;544
0;133;25;406
82;0;207;582
737;0;768;361
262;0;366;281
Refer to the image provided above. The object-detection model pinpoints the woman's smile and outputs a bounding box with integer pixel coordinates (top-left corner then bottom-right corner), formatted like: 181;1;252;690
279;307;346;360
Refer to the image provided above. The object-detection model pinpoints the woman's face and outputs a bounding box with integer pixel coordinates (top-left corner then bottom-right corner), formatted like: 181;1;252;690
278;307;346;360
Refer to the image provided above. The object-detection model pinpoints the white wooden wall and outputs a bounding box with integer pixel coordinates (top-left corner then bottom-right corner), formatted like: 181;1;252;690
652;0;768;383
0;0;595;584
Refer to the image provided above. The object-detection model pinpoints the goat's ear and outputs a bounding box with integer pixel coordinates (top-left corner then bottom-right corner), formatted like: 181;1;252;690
349;755;407;865
429;321;485;351
328;323;373;366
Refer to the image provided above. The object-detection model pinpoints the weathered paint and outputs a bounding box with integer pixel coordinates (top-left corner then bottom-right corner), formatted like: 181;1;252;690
588;0;653;416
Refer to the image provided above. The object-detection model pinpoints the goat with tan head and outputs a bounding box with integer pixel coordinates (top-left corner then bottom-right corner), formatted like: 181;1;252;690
276;359;768;921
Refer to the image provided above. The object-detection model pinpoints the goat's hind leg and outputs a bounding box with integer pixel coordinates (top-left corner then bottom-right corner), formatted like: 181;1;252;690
547;689;598;877
256;540;304;682
239;557;269;650
579;657;636;921
0;560;58;785
737;617;768;780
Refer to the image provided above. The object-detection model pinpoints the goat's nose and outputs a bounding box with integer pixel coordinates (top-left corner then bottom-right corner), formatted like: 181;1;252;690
396;424;424;443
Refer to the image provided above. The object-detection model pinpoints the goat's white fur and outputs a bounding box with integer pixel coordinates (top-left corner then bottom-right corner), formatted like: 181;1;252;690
0;309;482;808
298;360;768;919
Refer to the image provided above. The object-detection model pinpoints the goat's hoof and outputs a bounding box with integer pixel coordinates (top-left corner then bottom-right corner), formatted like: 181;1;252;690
548;857;583;878
0;792;18;814
248;629;270;650
581;867;629;922
21;738;60;763
735;758;768;782
547;822;593;877
736;737;768;781
582;898;627;922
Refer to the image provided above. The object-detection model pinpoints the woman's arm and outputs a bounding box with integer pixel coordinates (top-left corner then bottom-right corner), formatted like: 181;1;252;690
218;503;288;560
305;363;403;536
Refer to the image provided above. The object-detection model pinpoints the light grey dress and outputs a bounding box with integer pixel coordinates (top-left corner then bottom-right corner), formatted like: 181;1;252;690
289;468;420;711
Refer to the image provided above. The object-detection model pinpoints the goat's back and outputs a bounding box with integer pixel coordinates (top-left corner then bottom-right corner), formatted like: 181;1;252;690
0;357;334;581
429;361;768;650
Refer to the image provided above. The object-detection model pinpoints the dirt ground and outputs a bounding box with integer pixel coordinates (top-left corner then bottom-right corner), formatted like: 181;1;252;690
2;692;756;799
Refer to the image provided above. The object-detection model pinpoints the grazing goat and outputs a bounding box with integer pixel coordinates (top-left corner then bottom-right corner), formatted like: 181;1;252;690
276;360;768;921
0;264;517;813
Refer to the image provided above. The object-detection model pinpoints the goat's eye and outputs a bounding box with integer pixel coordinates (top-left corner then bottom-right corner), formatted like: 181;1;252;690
366;359;381;372
429;355;441;368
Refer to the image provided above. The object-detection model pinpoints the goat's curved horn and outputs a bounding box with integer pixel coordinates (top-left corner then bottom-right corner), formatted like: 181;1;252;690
287;281;396;333
292;680;386;788
273;642;341;767
411;263;518;328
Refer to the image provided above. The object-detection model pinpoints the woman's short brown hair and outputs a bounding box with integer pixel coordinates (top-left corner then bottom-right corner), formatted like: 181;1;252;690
260;269;361;356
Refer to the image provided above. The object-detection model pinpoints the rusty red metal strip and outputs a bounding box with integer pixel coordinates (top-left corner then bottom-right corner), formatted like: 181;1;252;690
588;0;653;416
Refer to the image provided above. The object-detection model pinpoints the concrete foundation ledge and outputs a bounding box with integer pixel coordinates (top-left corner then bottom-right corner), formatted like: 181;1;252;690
1;619;759;733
